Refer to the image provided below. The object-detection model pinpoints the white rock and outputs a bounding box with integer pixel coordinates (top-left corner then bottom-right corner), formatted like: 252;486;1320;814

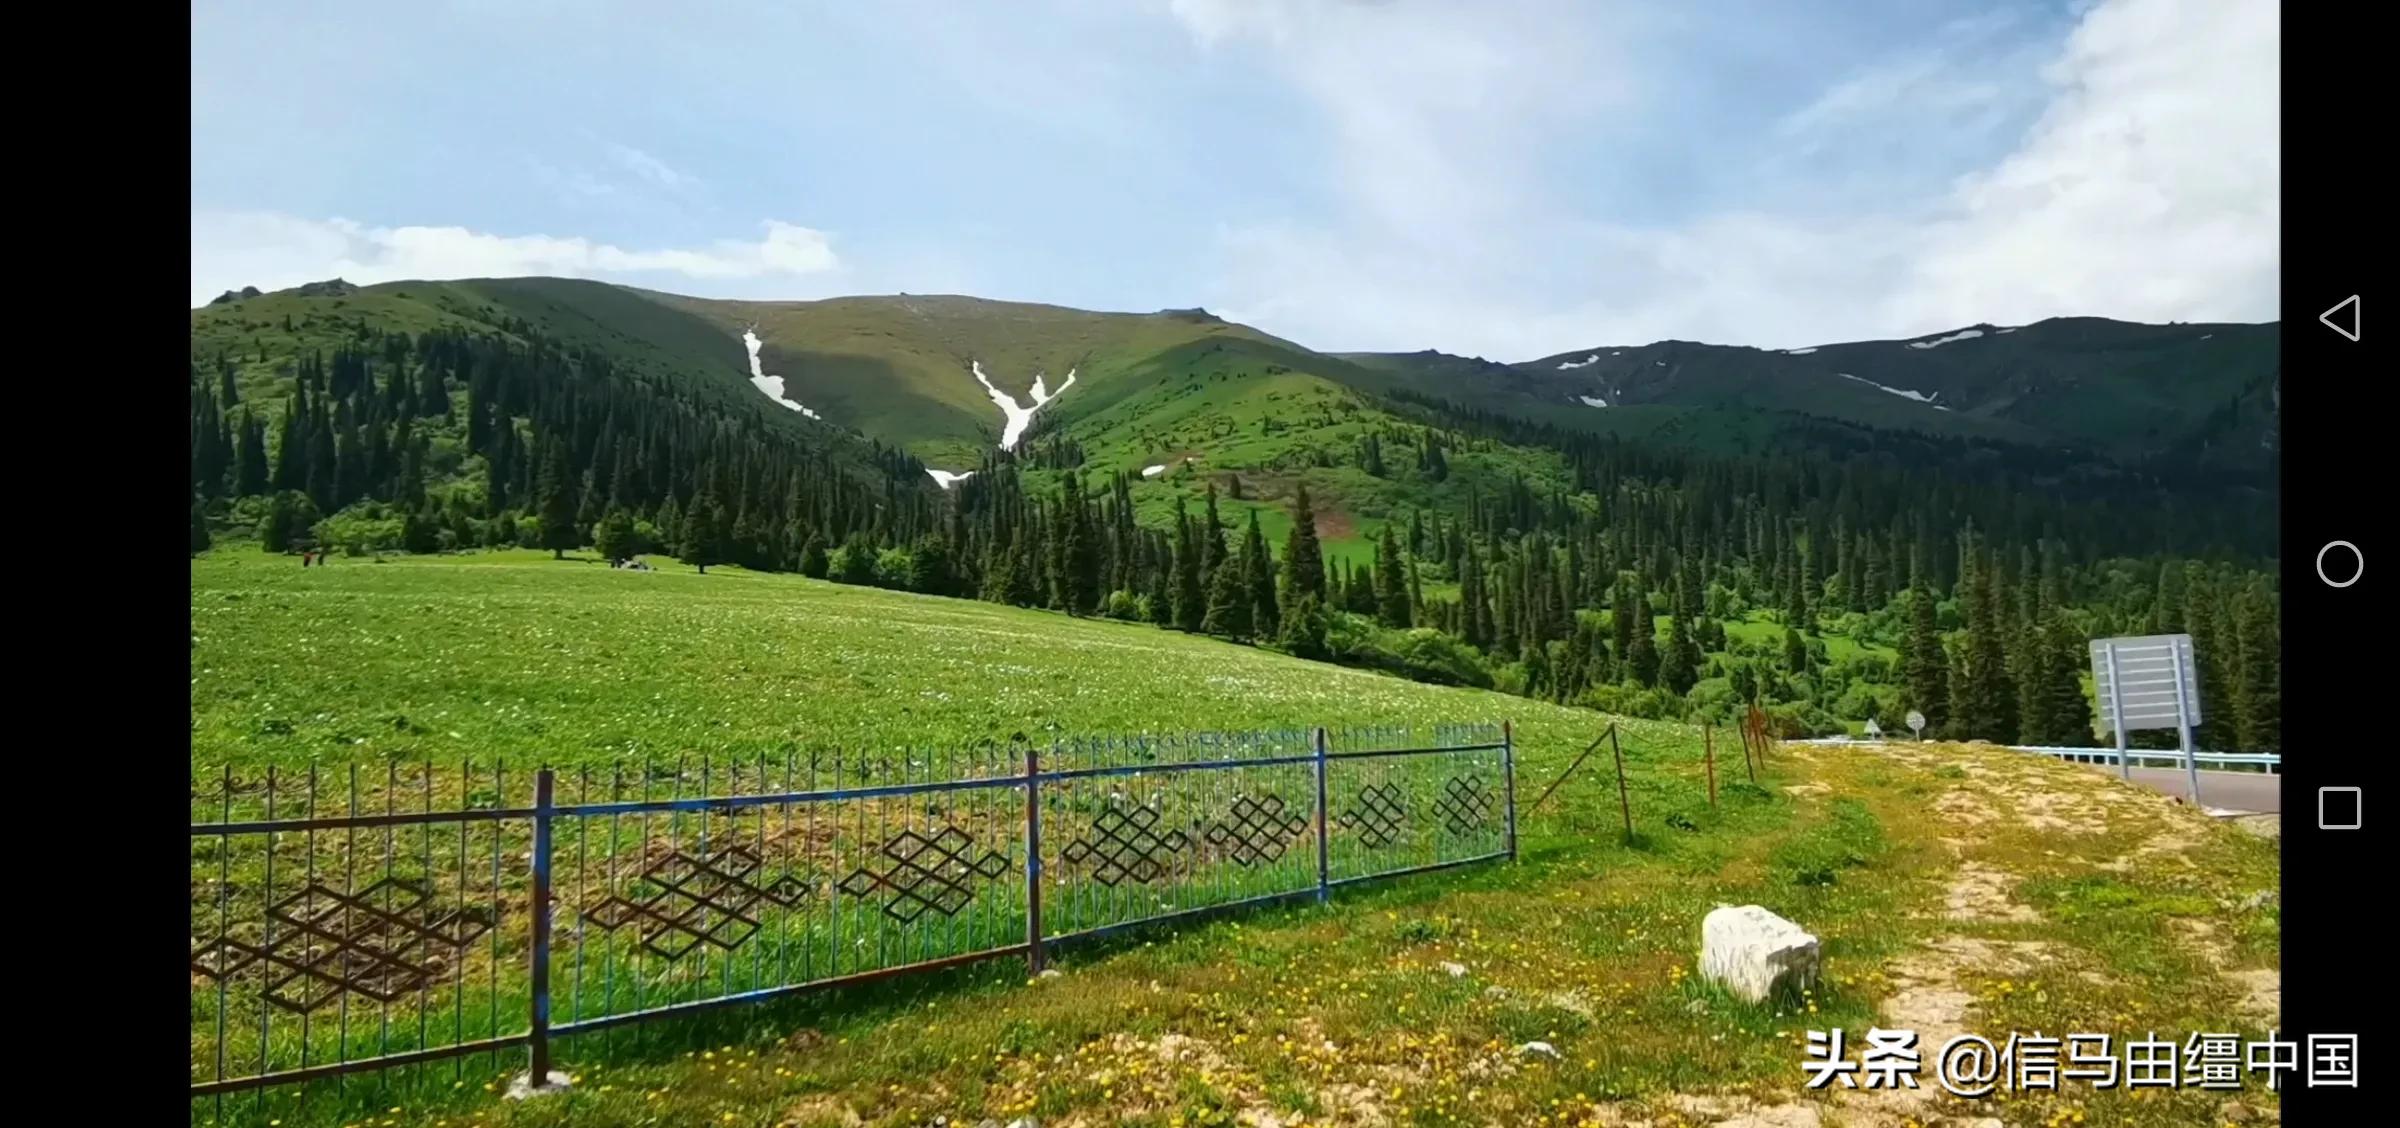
1038;967;1062;979
1515;1041;1560;1059
504;1070;573;1100
1439;961;1468;977
1699;904;1821;1004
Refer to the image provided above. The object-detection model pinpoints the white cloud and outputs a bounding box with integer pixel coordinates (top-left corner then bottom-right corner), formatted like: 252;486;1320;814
1172;0;2277;356
189;213;839;306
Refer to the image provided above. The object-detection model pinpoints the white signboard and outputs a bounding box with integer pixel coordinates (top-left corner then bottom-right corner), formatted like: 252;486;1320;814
2089;634;2202;733
1863;718;1882;739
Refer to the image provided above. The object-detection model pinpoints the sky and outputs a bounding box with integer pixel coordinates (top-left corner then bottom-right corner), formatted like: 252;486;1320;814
190;0;2278;359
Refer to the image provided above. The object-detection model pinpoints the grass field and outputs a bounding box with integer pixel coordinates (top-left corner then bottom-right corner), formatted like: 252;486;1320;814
189;551;2279;1128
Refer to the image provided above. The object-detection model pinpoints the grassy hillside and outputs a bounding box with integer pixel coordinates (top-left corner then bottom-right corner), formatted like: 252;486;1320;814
188;551;2279;1128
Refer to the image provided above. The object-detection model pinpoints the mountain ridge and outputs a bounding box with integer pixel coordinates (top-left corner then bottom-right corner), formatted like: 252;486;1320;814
195;277;2278;484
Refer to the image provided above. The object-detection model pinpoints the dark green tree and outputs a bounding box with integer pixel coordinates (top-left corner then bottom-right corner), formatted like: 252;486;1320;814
1663;608;1701;694
1628;594;1659;686
1241;510;1279;636
1278;594;1331;660
1171;501;1206;632
536;440;581;559
593;507;638;563
797;530;828;578
1375;525;1411;628
189;489;211;555
1146;553;1174;625
1902;585;1950;734
1199;482;1228;575
2032;612;2092;746
1060;476;1100;615
2231;577;2280;753
678;493;724;574
1201;551;1253;640
1279;484;1326;605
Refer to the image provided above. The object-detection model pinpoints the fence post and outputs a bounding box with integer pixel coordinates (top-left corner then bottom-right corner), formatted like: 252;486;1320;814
1313;726;1331;904
1024;742;1045;975
527;768;556;1085
1703;722;1717;809
1501;721;1518;862
1609;726;1633;840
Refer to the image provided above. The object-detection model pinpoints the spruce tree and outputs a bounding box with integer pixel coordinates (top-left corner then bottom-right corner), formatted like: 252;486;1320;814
1610;571;1636;663
1199;483;1228;574
1375;525;1411;628
1202;551;1252;640
1241;510;1279;636
1146;554;1174;625
2151;561;2187;634
1458;550;1489;650
2231;577;2280;752
1060;476;1100;615
1663;610;1701;695
235;411;269;497
1171;501;1206;632
1902;585;1950;734
2183;565;2230;748
2036;612;2092;746
1628;594;1660;687
1280;484;1325;605
678;493;723;574
536;440;580;559
654;495;683;556
1953;533;2016;741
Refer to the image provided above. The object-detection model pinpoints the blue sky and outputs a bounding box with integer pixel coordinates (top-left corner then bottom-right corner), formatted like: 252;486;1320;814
191;0;2277;358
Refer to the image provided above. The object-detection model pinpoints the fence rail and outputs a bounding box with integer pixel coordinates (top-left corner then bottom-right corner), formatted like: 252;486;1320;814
189;723;1513;1096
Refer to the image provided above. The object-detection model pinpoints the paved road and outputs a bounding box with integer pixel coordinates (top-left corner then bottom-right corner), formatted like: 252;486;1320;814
2081;762;2282;814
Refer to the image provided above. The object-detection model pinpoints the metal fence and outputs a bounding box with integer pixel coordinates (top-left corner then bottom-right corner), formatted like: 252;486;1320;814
189;723;1513;1096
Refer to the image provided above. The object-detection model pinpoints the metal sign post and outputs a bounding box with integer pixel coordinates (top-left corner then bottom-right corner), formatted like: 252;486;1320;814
2089;634;2205;805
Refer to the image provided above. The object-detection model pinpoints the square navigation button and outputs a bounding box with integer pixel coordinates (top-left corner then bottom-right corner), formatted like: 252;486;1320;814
2319;786;2363;830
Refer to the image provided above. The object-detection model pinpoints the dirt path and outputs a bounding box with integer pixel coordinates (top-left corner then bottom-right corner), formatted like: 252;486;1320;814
1806;741;2278;1127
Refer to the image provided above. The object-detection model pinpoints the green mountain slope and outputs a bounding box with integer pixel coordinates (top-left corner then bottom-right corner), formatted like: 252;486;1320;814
1347;317;2278;475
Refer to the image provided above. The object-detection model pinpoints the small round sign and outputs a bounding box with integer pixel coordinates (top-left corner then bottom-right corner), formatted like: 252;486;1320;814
1905;710;1926;738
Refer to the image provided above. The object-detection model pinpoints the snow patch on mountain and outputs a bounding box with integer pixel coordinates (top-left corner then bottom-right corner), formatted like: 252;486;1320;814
1577;395;1610;408
1556;354;1600;370
970;360;1077;451
742;328;823;420
1838;372;1951;410
926;469;975;488
1906;328;1985;350
1785;347;1818;356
